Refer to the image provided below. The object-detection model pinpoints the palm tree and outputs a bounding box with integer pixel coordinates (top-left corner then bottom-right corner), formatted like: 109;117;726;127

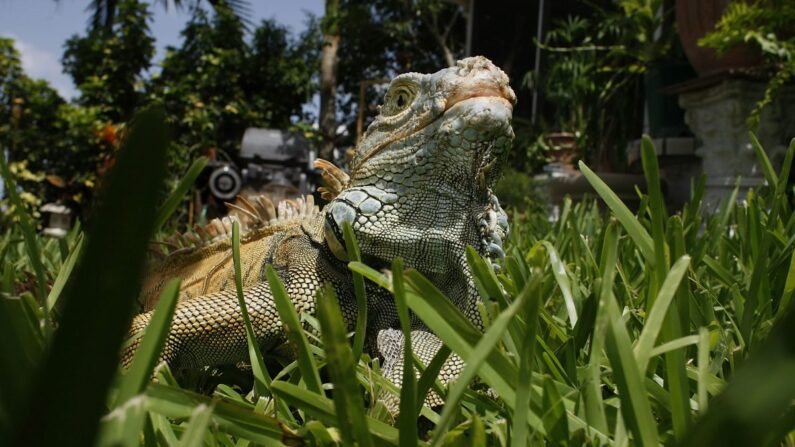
75;0;249;31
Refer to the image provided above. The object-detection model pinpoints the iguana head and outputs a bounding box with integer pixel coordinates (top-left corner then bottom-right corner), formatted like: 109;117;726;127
325;56;515;269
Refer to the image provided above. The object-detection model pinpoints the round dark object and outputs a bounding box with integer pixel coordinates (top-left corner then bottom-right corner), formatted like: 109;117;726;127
209;165;242;200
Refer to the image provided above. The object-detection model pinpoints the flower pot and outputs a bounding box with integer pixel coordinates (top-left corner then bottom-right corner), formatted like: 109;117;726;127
676;0;763;76
543;132;580;175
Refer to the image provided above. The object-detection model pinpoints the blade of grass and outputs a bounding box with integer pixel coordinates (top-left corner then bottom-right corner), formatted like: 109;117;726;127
317;284;374;447
0;148;48;319
177;404;213;447
582;221;619;434
231;221;270;397
96;395;148;447
702;255;735;287
270;381;401;446
13;106;170;447
579;160;654;261
634;255;691;371
46;234;84;312
392;258;418;447
511;276;542;447
605;292;660;446
541;375;569;443
665;215;693;440
154;156;208;231
231;223;293;423
542;241;578;328
742;138;794;340
348;261;392;290
648;335;700;358
402;271;546;433
697;327;710;413
402;272;516;405
640;135;669;310
151;413;179;445
145;383;286;445
265;265;322;395
471;413;486;446
415;345;451;415
775;249;795;322
466;246;507;308
304;421;337;445
114;279;180;407
0;294;45;437
684;306;795;446
749;132;778;187
342;222;369;361
430;274;537;447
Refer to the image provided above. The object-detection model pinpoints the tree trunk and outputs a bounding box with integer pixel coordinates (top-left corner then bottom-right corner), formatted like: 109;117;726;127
319;0;340;162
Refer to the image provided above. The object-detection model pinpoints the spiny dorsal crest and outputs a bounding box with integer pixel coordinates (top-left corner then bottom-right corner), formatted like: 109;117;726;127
150;194;318;257
314;158;350;201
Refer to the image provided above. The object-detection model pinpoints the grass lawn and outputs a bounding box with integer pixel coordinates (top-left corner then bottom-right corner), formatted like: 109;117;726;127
1;112;794;446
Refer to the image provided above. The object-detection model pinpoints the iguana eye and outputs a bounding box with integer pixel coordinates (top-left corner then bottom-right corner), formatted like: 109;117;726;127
396;92;408;108
383;84;416;116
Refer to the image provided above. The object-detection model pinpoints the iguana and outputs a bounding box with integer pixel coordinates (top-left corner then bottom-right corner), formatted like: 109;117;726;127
123;56;516;408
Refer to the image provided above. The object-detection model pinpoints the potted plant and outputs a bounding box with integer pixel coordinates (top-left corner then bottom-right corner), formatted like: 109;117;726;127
525;16;592;172
697;0;795;128
676;0;763;76
529;1;674;172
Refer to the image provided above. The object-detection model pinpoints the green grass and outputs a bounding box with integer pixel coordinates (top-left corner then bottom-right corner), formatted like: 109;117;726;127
0;122;793;446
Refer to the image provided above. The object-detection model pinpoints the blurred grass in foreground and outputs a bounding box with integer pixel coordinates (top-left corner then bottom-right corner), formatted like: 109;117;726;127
0;118;794;446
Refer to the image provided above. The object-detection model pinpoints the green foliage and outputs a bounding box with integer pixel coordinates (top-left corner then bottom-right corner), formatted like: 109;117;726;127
0;38;112;215
2;3;318;226
332;0;466;137
150;6;317;166
493;167;546;214
63;0;155;121
527;0;675;167
699;0;795;129
79;0;251;32
6;106;170;446
2;104;795;444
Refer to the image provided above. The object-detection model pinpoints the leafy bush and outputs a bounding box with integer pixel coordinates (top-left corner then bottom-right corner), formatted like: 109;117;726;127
493;168;547;216
526;0;675;168
1;115;794;446
699;0;795;129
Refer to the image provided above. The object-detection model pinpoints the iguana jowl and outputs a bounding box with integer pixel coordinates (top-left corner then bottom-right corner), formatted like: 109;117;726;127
123;56;516;406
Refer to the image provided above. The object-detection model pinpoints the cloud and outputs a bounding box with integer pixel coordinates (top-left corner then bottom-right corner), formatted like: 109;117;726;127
3;34;78;100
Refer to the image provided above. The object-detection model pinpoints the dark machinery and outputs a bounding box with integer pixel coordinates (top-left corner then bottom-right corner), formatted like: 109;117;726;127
207;128;317;203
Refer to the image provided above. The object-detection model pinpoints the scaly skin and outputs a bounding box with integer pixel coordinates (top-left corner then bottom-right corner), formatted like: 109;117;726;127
123;56;515;409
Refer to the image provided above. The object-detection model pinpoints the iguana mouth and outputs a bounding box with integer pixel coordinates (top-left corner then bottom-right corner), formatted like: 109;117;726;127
444;85;515;112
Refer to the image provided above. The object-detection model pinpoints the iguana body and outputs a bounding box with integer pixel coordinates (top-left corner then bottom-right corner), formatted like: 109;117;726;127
124;56;516;405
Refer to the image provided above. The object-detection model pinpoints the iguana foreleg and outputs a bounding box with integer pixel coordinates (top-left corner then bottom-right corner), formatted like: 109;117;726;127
122;282;285;369
376;329;466;411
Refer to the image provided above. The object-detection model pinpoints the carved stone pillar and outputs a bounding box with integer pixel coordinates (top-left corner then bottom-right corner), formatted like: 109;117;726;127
678;77;792;210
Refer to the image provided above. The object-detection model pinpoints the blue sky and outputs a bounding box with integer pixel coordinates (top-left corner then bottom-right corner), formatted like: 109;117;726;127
0;0;324;100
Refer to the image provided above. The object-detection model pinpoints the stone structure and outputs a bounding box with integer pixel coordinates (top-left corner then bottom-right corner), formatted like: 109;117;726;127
676;75;794;210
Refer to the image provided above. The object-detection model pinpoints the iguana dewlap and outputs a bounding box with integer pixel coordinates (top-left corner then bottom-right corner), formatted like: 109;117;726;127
123;56;516;408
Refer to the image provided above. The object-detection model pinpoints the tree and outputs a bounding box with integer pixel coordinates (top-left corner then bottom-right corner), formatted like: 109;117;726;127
248;18;319;129
318;0;340;161
149;5;317;169
62;0;155;122
327;0;466;145
1;38;113;214
75;0;250;32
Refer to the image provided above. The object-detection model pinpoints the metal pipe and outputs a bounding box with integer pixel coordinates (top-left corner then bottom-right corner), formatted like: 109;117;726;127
465;0;474;57
531;0;546;125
